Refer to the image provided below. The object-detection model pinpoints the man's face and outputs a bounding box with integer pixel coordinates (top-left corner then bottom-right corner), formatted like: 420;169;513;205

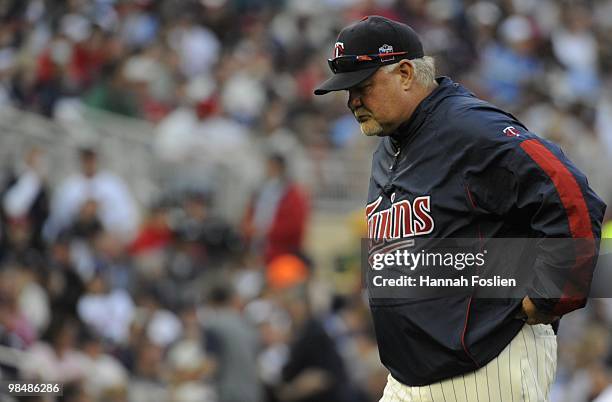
347;66;405;136
80;154;98;177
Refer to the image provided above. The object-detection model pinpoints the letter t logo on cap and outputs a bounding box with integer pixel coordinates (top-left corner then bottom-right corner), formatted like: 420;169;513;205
334;42;344;58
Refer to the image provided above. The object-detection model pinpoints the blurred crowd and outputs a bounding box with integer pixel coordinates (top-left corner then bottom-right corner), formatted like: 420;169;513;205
1;0;612;401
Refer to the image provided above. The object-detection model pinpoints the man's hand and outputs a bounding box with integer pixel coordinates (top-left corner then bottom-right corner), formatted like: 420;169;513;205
519;296;560;325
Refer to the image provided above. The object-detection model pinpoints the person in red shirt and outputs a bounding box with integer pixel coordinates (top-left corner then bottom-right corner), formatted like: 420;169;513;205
243;154;310;263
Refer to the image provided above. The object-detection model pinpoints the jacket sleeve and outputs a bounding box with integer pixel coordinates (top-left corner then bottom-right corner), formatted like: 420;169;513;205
466;131;606;316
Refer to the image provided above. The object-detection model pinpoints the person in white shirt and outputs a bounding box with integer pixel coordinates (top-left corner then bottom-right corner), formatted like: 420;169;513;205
45;147;140;243
2;146;49;251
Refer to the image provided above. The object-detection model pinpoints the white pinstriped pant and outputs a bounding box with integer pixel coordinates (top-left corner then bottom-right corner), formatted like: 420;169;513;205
380;324;557;402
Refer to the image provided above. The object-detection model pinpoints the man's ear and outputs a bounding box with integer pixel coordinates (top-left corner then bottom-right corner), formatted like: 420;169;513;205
397;60;414;90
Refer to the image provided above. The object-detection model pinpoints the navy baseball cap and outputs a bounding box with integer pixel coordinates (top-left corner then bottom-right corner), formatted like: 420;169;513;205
314;16;424;95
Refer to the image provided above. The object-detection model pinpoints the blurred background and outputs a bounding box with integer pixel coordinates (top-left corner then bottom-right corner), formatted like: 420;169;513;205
0;0;611;401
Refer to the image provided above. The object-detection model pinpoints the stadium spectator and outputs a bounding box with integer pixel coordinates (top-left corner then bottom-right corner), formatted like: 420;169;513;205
1;146;49;253
21;318;88;383
205;285;263;402
45;147;139;243
243;153;310;263
76;273;134;345
275;283;354;402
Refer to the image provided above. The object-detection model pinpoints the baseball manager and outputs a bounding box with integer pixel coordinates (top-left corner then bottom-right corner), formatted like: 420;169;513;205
314;16;606;402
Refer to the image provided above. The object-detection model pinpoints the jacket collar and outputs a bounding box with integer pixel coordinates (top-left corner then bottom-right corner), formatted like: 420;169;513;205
389;76;472;148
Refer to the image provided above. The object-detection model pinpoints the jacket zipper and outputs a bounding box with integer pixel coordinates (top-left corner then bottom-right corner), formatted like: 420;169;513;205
389;144;401;171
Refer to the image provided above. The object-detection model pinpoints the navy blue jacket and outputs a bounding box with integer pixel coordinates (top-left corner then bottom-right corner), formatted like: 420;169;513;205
366;77;606;386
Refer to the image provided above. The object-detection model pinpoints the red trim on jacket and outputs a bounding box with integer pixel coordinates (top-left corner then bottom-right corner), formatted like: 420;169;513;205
520;139;595;315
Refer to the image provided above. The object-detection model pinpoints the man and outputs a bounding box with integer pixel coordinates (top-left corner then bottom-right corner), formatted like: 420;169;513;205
2;146;49;254
275;279;357;402
204;285;263;402
45;147;139;243
243;153;310;263
314;16;606;401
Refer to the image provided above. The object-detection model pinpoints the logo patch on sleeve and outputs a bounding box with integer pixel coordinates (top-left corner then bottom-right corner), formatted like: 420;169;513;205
503;126;521;137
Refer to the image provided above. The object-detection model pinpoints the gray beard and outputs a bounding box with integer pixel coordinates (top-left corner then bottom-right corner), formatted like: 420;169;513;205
359;118;384;136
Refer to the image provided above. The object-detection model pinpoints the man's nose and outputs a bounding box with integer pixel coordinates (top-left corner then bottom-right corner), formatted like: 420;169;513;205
348;90;362;111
